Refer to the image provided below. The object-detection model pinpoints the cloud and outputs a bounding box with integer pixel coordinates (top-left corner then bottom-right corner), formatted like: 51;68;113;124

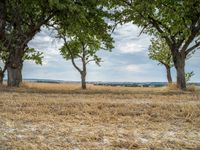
116;43;145;53
113;23;151;54
125;64;143;72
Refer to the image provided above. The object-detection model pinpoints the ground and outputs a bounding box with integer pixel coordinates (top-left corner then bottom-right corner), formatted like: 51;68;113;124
0;83;200;150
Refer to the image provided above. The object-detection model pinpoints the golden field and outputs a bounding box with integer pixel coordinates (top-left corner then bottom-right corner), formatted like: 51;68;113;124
0;83;200;150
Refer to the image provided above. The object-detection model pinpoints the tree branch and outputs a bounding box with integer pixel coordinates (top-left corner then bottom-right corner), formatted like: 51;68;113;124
147;16;173;49
86;59;95;64
181;17;200;53
62;36;82;74
185;40;200;56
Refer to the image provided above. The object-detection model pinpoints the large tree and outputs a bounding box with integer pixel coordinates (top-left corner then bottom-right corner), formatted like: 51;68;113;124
56;0;113;89
1;0;55;86
148;38;173;83
1;0;111;87
112;0;200;90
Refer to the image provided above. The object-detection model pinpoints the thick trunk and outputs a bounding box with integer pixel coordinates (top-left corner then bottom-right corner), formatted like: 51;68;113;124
173;53;186;90
81;72;86;90
165;65;172;84
7;66;22;87
7;47;23;87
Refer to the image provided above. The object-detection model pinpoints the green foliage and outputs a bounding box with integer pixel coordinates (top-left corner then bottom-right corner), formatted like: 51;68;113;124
0;46;43;67
148;38;173;67
23;48;44;65
58;0;114;72
112;0;200;54
60;34;110;68
185;71;195;83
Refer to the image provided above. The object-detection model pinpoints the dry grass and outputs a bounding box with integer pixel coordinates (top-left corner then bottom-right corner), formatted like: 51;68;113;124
0;82;200;150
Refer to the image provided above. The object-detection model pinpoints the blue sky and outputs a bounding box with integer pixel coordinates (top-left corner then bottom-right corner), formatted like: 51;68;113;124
23;23;200;82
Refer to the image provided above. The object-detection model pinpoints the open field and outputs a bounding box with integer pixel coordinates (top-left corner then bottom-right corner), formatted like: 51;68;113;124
0;83;200;149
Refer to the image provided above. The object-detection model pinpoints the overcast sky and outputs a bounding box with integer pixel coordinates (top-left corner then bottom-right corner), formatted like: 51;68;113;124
23;23;200;82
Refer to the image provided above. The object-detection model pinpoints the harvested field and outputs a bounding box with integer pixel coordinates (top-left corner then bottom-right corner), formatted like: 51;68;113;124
0;83;200;149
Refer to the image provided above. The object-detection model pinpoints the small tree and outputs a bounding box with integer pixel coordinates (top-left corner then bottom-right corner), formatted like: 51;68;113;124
148;38;173;84
60;36;111;89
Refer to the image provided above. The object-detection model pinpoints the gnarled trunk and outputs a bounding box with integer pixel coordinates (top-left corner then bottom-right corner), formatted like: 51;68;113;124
7;66;22;87
7;46;23;87
173;53;186;90
164;65;172;84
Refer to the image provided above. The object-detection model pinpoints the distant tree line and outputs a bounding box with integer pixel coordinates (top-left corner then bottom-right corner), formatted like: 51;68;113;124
0;0;199;90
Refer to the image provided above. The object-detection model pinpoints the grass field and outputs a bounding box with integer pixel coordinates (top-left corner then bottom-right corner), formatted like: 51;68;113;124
0;83;200;149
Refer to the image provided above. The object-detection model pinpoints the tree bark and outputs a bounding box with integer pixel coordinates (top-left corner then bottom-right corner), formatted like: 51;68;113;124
0;71;4;85
173;53;186;90
81;72;87;90
0;0;6;42
7;66;22;87
164;65;172;84
7;46;23;87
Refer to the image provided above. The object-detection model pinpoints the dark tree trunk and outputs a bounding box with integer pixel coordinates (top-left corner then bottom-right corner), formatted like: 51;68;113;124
173;53;186;90
7;46;23;87
81;72;86;90
0;71;4;85
164;65;172;84
0;0;6;42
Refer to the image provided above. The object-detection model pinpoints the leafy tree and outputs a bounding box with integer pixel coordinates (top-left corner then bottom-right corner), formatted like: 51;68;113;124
148;38;173;83
1;0;55;87
56;0;113;89
111;0;200;90
60;35;112;89
1;0;112;87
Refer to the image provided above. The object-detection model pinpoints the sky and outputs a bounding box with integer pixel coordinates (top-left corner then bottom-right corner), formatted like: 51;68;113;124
22;23;200;82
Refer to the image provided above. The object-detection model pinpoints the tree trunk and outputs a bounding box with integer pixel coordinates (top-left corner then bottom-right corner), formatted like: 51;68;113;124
7;66;22;87
81;72;86;90
0;0;6;42
0;71;4;85
164;65;172;84
173;53;186;90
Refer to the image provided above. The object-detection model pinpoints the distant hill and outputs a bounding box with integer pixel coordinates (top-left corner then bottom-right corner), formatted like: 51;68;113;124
21;79;200;87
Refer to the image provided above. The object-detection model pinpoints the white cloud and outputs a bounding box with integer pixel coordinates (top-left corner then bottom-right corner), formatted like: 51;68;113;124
125;64;143;72
113;23;151;54
117;43;144;53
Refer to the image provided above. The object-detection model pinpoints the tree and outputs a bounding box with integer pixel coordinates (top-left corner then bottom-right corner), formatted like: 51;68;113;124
55;0;113;89
1;0;113;87
60;36;111;89
1;0;55;87
112;0;200;90
0;46;43;85
148;38;173;83
1;0;108;87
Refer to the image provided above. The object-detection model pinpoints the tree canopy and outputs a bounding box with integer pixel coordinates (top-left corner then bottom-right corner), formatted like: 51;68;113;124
111;0;200;90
